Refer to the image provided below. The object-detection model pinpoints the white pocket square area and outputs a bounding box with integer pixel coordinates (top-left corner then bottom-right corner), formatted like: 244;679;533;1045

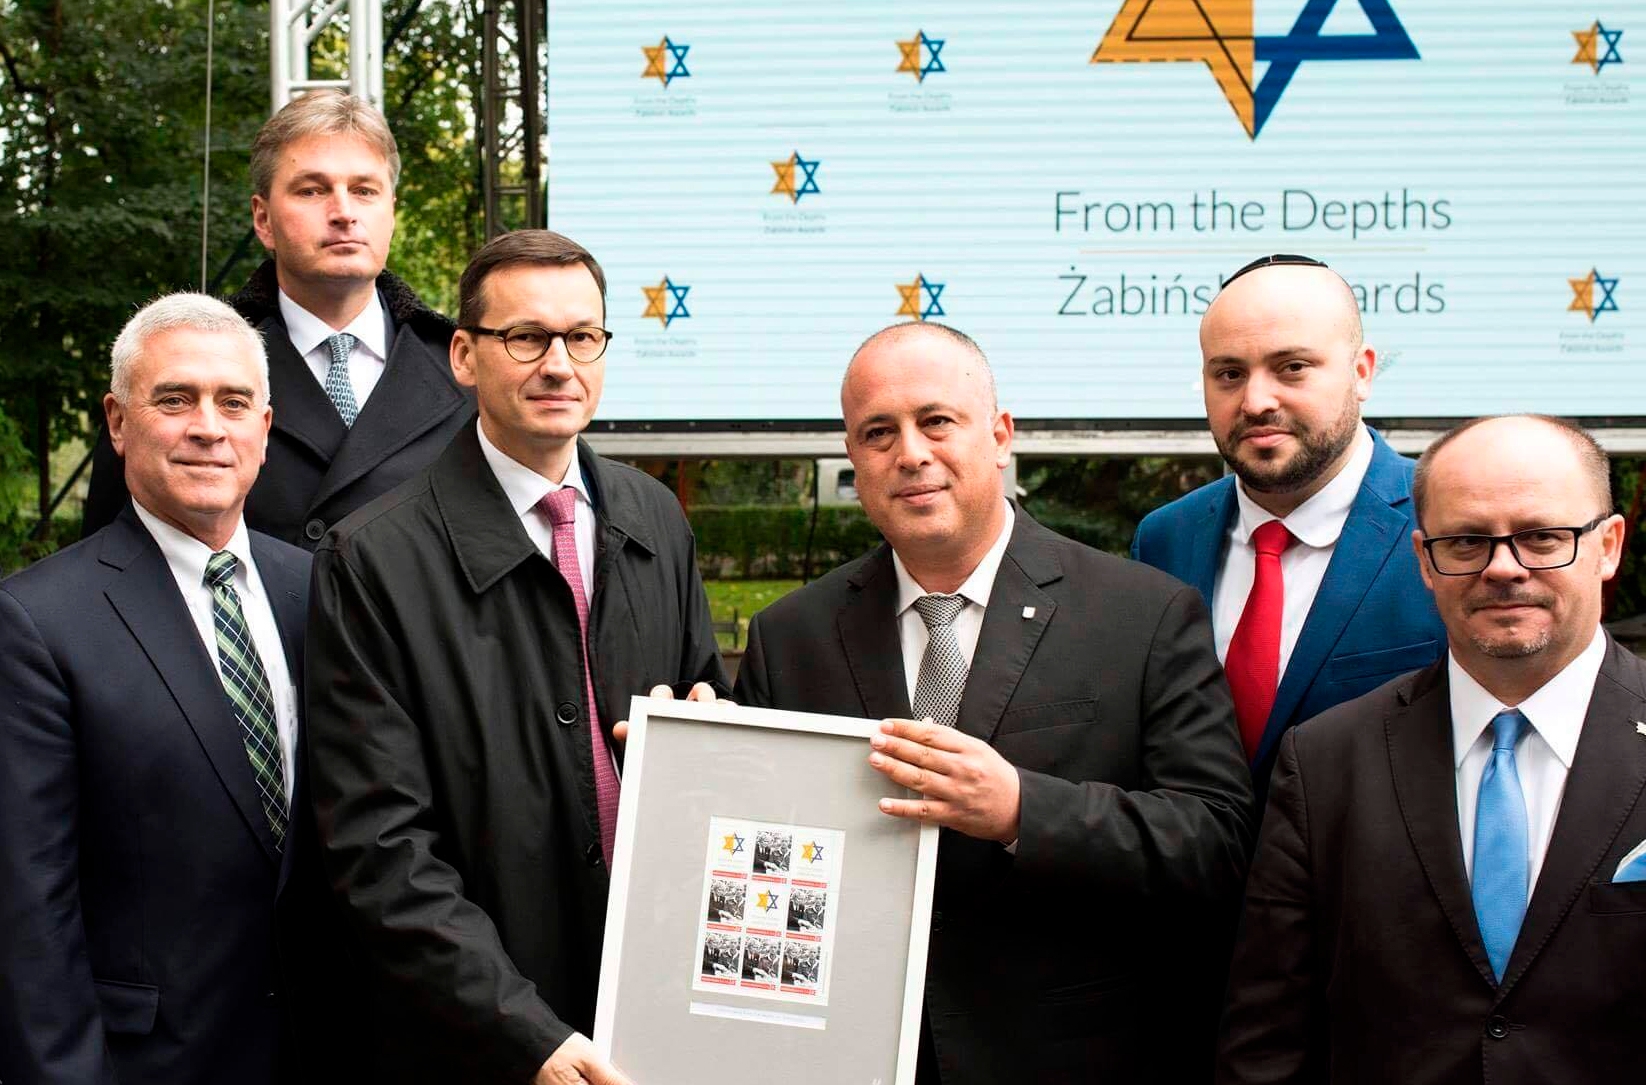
1615;837;1646;883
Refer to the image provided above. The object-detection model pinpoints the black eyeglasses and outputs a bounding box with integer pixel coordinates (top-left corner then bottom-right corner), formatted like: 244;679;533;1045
1421;516;1611;576
460;324;613;364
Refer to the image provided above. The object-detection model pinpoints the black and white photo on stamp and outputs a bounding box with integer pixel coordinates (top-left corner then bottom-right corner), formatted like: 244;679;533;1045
706;876;746;924
786;885;826;933
781;940;820;986
700;931;741;979
753;829;791;874
741;934;782;983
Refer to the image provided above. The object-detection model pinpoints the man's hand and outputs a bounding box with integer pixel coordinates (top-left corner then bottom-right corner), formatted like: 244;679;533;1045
868;718;1021;843
613;682;720;745
535;1033;633;1085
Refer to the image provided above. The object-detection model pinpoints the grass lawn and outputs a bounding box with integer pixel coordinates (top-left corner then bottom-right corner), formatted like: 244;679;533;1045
703;579;803;651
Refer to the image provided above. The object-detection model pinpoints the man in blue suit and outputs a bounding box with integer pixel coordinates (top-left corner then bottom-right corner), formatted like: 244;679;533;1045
1133;255;1444;798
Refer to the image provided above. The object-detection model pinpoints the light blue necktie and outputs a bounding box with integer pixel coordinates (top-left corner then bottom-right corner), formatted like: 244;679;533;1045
324;332;360;427
1473;708;1529;982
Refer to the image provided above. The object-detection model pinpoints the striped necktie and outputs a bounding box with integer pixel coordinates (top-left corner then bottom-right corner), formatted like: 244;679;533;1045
204;551;287;850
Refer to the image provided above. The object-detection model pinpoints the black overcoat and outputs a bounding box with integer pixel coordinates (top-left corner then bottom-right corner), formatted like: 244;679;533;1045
305;423;727;1082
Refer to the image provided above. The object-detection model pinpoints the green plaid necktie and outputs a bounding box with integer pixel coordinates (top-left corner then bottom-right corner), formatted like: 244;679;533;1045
205;550;287;850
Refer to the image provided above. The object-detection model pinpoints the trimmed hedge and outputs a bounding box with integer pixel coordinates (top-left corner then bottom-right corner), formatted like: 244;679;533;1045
686;503;1136;580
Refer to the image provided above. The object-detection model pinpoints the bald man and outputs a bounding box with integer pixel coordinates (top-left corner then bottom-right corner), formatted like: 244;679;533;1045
735;322;1253;1085
1218;416;1644;1085
1133;255;1444;797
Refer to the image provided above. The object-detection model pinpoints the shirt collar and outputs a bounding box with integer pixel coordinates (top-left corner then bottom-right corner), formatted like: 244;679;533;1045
131;499;254;588
893;501;1016;617
1448;626;1606;769
1233;423;1373;549
475;420;592;519
277;287;388;363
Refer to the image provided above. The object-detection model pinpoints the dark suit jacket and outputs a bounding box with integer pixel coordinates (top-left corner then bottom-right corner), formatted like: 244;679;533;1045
0;505;354;1085
734;509;1255;1084
305;423;728;1084
84;261;475;549
1132;429;1445;796
1218;640;1646;1085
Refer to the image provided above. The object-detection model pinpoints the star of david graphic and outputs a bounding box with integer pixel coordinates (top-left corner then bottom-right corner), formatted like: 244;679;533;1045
642;277;690;328
642;37;691;87
771;152;820;203
897;30;946;82
1569;269;1620;322
801;841;825;863
1572;21;1624;74
1092;0;1419;138
757;889;781;913
722;833;745;856
896;275;946;321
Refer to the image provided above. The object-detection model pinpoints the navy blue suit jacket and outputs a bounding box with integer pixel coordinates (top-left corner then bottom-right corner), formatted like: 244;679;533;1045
1132;430;1445;795
0;505;355;1085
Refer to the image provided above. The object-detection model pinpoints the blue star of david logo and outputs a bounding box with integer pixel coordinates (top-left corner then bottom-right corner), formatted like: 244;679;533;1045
663;278;690;327
920;279;945;320
1597;23;1624;72
1254;0;1420;137
663;38;690;86
1595;271;1621;318
919;32;946;81
794;153;821;201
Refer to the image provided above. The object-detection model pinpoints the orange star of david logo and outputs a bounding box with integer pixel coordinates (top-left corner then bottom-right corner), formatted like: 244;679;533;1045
771;154;797;200
642;39;669;83
1092;0;1256;136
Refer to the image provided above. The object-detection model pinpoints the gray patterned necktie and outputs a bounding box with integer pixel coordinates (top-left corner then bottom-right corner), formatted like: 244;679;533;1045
324;332;360;427
911;593;968;727
205;551;287;850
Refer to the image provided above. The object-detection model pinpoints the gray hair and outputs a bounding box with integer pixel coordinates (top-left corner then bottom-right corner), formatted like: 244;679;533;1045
110;293;269;405
249;90;401;197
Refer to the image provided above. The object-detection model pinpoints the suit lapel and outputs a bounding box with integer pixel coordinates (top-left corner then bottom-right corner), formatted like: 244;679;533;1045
954;515;1059;744
262;315;348;463
309;316;463;513
1257;437;1409;767
1385;663;1498;988
100;514;282;868
251;534;308;896
1186;481;1235;606
1500;639;1646;992
837;546;914;721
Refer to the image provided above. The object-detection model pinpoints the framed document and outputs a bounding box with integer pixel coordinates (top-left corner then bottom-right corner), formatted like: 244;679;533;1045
594;696;939;1085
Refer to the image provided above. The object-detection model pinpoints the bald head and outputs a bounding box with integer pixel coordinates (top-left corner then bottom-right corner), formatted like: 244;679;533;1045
843;322;996;416
1414;415;1612;526
1202;263;1363;358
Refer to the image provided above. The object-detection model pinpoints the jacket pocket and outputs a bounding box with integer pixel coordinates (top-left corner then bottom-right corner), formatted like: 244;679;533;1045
998;698;1098;735
94;978;159;1035
1326;640;1440;683
1589;880;1646;915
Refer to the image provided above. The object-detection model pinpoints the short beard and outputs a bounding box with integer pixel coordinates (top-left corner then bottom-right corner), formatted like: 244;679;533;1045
1216;386;1360;495
1470;627;1553;659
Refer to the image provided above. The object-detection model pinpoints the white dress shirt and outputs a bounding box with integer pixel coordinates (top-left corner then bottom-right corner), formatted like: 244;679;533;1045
278;287;389;408
1212;424;1374;675
476;422;596;589
1451;627;1605;891
131;501;297;803
892;502;1016;707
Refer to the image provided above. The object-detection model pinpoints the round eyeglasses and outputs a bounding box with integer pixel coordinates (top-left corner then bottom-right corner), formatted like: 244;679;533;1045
460;323;613;364
1420;516;1610;576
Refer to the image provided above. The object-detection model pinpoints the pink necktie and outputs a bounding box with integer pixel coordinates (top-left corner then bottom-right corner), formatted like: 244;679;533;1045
1224;519;1296;761
539;487;620;868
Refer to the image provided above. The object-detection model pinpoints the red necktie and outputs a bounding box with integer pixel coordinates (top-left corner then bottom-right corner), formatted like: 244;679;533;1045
1225;519;1296;761
539;487;620;868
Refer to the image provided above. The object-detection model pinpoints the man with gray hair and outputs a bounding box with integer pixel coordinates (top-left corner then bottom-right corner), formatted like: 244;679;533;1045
1;294;351;1084
85;89;473;549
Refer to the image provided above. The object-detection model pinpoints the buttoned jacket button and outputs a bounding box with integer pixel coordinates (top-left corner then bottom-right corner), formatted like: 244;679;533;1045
585;842;603;867
556;702;579;726
304;519;325;541
1486;1016;1509;1039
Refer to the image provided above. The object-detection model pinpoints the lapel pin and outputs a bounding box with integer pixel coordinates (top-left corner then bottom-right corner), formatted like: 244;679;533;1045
1635;721;1646;738
1021;606;1036;619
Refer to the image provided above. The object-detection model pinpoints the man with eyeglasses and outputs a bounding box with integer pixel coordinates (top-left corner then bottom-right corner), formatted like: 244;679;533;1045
1218;414;1645;1085
304;230;726;1085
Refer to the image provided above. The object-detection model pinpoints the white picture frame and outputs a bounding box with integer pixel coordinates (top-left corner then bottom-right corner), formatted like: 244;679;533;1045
594;696;939;1085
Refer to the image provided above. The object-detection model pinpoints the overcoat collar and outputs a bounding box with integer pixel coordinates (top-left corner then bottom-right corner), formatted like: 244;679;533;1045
431;421;657;594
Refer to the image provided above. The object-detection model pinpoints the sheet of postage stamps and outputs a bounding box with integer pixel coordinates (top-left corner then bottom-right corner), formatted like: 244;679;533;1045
691;816;845;1007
